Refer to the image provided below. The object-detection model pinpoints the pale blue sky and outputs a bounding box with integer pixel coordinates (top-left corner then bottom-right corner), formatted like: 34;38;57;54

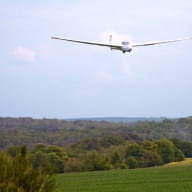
0;0;192;118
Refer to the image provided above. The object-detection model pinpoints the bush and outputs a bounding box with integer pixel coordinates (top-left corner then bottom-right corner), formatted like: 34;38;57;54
0;146;55;192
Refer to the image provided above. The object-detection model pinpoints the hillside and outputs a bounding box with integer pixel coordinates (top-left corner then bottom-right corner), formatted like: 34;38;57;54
0;116;192;149
65;116;166;123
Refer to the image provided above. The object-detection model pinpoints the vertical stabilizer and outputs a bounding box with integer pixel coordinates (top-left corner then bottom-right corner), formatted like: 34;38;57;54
109;35;112;50
109;35;112;44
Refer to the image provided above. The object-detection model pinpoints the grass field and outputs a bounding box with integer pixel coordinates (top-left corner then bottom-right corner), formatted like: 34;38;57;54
55;165;192;192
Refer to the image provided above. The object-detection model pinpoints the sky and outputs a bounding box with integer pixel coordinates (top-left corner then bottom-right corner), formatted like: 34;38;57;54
0;0;192;119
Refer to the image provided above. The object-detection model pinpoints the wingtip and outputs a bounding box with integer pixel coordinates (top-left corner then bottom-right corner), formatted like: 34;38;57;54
51;36;59;39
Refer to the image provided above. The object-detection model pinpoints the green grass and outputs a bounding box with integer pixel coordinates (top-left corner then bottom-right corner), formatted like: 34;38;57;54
55;165;192;192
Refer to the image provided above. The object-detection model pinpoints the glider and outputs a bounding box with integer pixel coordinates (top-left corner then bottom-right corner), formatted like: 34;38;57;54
51;35;192;53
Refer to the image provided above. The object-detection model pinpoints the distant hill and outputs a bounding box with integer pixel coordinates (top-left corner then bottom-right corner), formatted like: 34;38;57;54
65;117;167;123
0;116;192;149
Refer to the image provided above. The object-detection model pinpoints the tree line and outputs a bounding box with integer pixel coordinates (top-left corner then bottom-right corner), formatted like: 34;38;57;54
3;136;192;174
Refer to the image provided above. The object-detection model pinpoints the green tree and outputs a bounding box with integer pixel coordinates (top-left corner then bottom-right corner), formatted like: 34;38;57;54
142;150;163;167
100;135;125;148
29;144;68;174
83;151;112;171
126;156;139;169
111;152;122;169
7;145;21;157
155;139;175;163
47;152;64;173
142;140;157;152
171;138;192;157
64;158;84;172
32;143;47;153
0;146;55;192
75;138;101;150
125;143;143;160
28;151;51;172
174;148;184;161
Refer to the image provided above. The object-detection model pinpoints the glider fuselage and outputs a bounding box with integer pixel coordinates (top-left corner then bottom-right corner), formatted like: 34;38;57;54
111;41;132;53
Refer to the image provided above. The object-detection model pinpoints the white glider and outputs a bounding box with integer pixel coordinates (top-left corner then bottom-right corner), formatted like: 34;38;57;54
51;35;192;53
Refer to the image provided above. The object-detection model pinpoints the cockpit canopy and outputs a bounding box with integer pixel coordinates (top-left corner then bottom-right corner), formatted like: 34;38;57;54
121;41;130;46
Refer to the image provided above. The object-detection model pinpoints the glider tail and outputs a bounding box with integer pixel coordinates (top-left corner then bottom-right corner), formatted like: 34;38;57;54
109;35;112;44
109;35;112;50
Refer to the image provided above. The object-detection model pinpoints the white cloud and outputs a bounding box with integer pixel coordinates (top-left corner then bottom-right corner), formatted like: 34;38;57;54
11;47;36;63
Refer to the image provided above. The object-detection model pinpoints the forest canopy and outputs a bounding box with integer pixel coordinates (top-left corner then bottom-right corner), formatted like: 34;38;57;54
0;117;192;149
